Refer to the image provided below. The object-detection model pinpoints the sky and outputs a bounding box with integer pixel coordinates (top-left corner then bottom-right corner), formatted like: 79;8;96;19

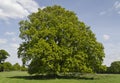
0;0;120;66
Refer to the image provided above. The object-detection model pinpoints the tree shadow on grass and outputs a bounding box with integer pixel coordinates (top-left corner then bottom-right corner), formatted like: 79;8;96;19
8;74;96;80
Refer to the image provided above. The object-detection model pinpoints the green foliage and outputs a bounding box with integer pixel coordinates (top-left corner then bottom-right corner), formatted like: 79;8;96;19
96;65;107;73
18;5;105;75
0;49;10;72
21;66;28;71
0;61;27;72
107;61;120;74
0;63;3;72
0;49;9;63
3;62;13;71
13;63;21;71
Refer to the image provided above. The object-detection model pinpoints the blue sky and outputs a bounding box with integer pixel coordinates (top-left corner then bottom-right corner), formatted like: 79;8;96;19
0;0;120;66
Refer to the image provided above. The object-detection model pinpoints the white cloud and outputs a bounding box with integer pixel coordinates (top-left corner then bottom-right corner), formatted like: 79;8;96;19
11;37;21;42
113;1;120;14
10;43;19;49
103;34;110;41
113;1;120;9
0;0;39;20
99;1;120;16
99;11;106;15
118;11;120;14
5;32;15;35
12;38;17;42
0;38;7;44
17;0;39;13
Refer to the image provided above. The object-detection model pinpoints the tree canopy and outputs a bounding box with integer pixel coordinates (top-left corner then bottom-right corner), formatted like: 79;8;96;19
12;63;21;71
0;49;9;72
3;62;12;71
0;49;9;63
107;61;120;74
18;5;105;75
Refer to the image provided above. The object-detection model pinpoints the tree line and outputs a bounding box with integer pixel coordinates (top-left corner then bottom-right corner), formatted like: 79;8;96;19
101;61;120;74
0;62;27;72
0;49;27;72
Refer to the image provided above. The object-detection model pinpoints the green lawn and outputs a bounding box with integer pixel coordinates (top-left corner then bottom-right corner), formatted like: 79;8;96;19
0;71;120;83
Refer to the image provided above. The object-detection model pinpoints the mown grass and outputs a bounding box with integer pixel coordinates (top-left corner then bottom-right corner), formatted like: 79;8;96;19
0;71;120;83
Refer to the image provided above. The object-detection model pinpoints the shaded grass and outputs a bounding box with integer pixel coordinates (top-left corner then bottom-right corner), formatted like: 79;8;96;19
8;72;102;80
9;74;95;80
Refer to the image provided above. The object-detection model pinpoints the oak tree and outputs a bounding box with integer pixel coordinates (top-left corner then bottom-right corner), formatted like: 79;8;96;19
18;5;105;75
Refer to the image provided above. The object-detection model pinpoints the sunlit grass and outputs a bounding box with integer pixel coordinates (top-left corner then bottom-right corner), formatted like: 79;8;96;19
0;71;120;83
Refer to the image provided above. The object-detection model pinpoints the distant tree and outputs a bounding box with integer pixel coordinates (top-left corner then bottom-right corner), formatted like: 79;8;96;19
18;5;105;75
108;61;120;74
0;49;10;72
0;49;9;63
13;63;21;71
3;62;12;71
20;66;28;71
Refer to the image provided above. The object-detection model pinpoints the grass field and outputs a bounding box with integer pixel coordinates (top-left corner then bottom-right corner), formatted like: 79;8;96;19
0;71;120;83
